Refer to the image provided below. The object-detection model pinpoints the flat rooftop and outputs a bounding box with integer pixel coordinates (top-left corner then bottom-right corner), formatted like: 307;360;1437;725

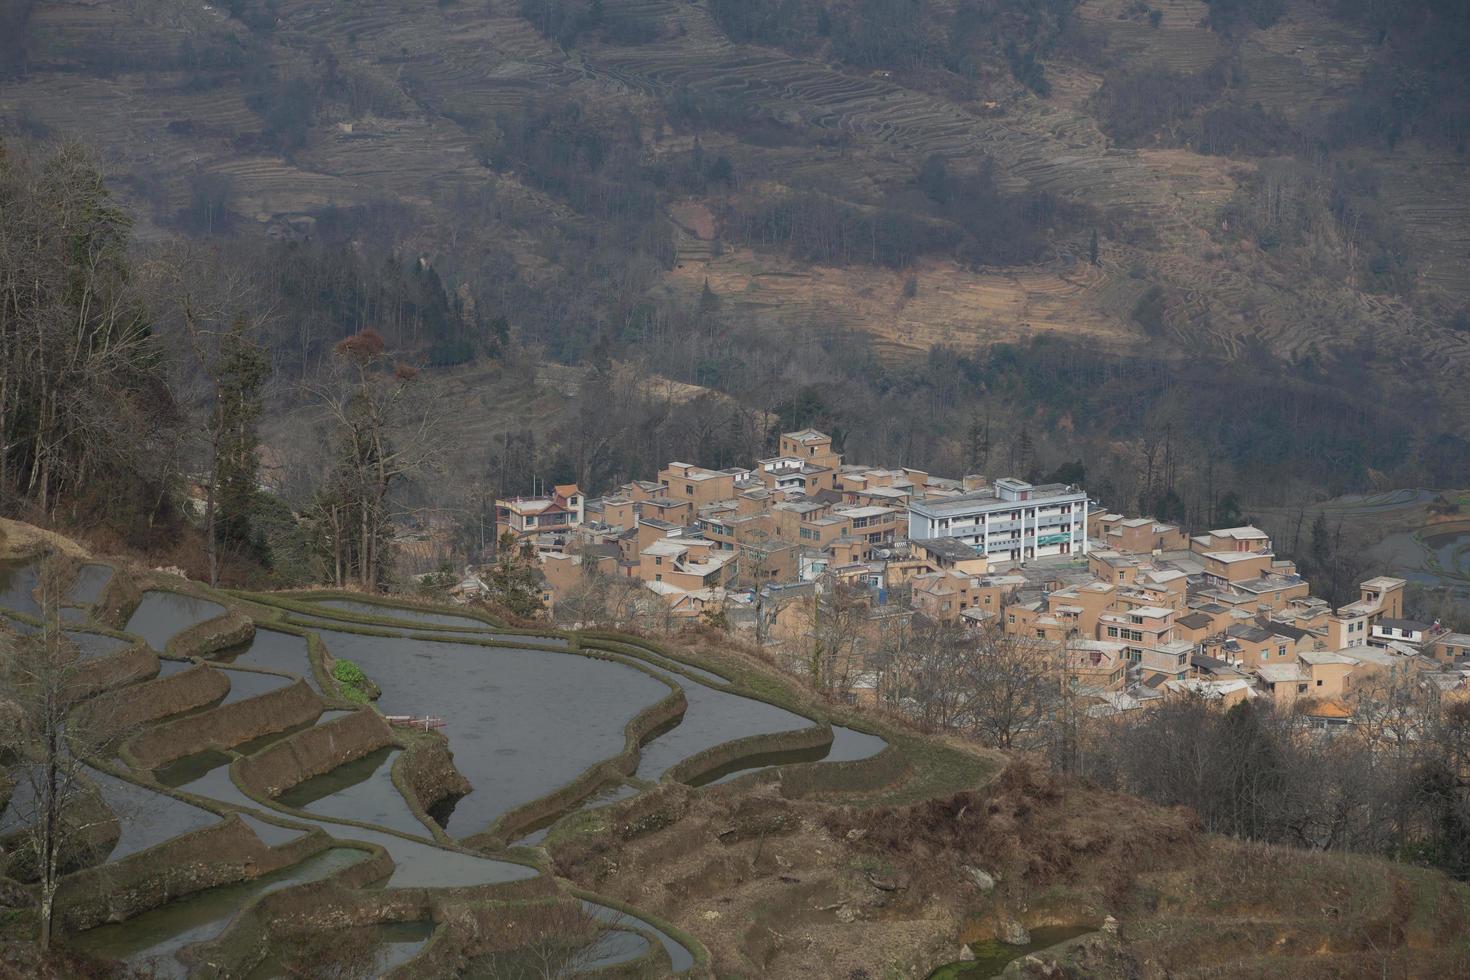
909;484;1085;516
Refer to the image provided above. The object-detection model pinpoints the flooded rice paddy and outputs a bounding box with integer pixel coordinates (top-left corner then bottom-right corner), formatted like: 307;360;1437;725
586;900;694;973
574;928;652;972
159;745;536;890
68;564;114;605
633;675;814;781
216;667;294;706
125;591;224;652
277;747;428;836
69;630;131;660
628;647;731;686
68;847;367;978
1371;528;1470;594
308;596;496;630
87;768;221;860
0;559;41;617
214;629;318;689
305;628;668;838
4;575;900;977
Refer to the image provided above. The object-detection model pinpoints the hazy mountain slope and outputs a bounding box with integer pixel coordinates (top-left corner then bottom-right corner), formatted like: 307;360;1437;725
4;0;1469;431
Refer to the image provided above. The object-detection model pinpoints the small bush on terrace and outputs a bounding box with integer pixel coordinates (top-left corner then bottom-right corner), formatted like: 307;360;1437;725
331;659;372;702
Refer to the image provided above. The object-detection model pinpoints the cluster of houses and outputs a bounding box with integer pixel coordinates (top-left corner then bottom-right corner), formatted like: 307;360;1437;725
477;429;1470;723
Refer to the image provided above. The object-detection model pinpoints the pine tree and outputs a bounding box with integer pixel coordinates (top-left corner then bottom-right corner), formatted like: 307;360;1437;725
1013;425;1035;477
965;411;991;474
699;278;720;314
1309;512;1332;574
1215;491;1244;528
211;317;268;573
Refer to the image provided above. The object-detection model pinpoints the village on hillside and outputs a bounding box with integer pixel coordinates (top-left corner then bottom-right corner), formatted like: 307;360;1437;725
453;429;1470;734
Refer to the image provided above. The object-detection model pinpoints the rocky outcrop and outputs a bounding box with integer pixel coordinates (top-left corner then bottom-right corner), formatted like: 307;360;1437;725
997;914;1031;946
398;732;472;826
1000;931;1130;978
963;865;997;892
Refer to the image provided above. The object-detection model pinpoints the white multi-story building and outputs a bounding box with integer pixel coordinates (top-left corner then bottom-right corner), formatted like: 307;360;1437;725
906;478;1088;563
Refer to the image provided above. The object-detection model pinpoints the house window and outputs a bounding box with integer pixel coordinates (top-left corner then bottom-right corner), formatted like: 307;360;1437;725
1316;679;1323;686
655;557;663;565
685;485;693;495
655;574;662;582
1036;629;1046;639
1297;684;1308;694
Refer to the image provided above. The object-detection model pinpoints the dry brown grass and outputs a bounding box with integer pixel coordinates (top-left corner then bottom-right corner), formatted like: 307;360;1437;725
673;246;1137;356
547;751;1470;978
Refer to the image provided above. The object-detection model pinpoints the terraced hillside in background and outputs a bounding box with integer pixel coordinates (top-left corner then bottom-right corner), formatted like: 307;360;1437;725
4;0;1469;416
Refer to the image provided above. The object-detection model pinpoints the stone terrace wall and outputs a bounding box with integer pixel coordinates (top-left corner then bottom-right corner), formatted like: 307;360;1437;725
236;708;393;799
395;732;472;834
82;663;230;733
125;680;325;770
72;640;154;698
56;814;326;934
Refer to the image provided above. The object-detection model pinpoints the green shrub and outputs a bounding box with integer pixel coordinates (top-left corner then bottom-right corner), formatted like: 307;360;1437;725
339;685;370;704
331;659;366;685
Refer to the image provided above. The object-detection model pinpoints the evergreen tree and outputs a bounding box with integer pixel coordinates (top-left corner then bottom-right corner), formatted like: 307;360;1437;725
211;316;268;571
1215;490;1244;527
485;530;545;618
699;277;720;313
1309;512;1332;573
964;411;991;473
1012;425;1034;477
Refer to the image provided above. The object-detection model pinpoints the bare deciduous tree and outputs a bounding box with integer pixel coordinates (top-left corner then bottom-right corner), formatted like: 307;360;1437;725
465;901;614;980
0;144;177;524
1;555;132;950
303;331;447;590
959;625;1061;751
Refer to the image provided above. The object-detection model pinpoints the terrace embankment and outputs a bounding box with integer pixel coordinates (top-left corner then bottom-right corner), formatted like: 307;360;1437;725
548;755;1470;977
396;731;473;829
71;640;154;698
124;679;325;770
55;813;327;935
236;708;393;800
81;663;230;733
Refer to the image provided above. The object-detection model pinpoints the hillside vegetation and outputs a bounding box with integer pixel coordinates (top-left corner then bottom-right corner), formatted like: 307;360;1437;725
3;0;1469;513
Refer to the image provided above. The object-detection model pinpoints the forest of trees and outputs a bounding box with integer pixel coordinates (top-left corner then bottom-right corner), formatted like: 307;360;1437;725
710;0;1079;93
4;0;1470;591
5;133;1470;599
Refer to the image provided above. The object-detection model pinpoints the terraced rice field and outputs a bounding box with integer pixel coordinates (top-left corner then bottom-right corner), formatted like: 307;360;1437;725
0;555;915;975
66;848;369;979
124;591;225;652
